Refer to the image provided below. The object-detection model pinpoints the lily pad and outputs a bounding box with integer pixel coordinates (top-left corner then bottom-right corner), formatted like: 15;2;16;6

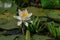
47;12;60;22
0;34;52;40
0;35;18;40
0;16;18;29
31;34;51;40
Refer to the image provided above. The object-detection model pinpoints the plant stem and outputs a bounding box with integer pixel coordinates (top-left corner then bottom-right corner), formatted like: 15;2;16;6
22;22;25;34
22;27;24;34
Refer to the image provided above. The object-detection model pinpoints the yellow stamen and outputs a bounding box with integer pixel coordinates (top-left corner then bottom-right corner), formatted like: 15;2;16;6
21;12;28;17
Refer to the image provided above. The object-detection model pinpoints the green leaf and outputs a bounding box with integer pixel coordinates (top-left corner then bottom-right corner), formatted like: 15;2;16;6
0;16;18;29
0;35;18;40
31;34;51;40
47;22;57;37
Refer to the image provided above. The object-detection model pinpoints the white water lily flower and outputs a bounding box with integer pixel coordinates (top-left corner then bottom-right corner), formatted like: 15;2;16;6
14;9;32;27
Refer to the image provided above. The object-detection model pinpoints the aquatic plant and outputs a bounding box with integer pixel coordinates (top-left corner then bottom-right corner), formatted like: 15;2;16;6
14;9;32;40
46;21;60;39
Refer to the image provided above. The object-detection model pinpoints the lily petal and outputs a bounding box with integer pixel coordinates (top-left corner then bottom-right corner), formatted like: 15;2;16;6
28;13;32;17
13;16;21;20
17;21;22;26
18;9;22;15
26;18;30;20
23;9;28;13
24;22;28;27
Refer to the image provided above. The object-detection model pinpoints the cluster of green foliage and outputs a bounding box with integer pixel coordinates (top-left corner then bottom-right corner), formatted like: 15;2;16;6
28;16;47;33
46;21;60;40
44;12;60;40
41;0;60;8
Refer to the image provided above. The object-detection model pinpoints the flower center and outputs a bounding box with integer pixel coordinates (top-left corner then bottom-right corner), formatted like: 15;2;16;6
21;12;28;17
